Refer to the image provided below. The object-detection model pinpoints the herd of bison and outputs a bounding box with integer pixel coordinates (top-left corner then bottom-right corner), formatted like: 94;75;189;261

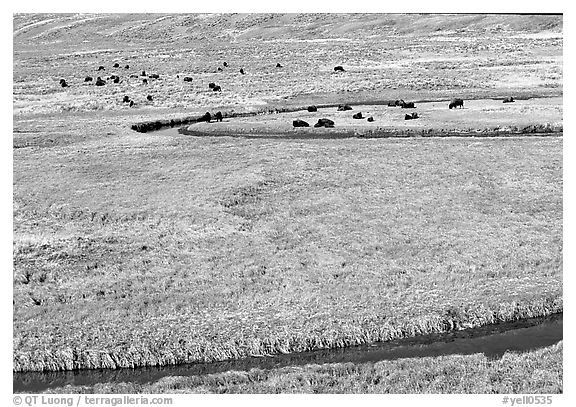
56;61;518;132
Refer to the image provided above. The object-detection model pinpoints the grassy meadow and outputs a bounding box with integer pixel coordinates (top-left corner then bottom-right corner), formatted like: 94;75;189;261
43;342;563;393
13;14;562;392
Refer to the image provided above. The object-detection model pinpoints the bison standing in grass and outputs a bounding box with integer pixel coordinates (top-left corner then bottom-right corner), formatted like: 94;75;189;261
503;97;515;103
337;104;352;111
352;112;363;119
215;112;223;122
334;66;345;72
367;116;375;122
401;101;415;108
95;77;106;86
84;76;93;82
213;85;222;92
449;98;464;109
183;77;193;82
307;105;318;112
405;112;419;120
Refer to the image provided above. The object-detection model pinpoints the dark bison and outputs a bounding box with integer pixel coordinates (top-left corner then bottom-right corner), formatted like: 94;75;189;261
123;95;130;103
200;112;212;122
503;97;515;103
129;100;135;107
95;77;106;86
113;63;119;68
405;112;419;120
141;71;146;76
215;111;223;122
240;68;245;75
208;82;216;89
84;76;93;82
223;62;228;67
367;116;374;122
307;105;318;112
401;102;415;108
183;77;193;82
352;112;363;119
337;104;353;111
149;74;160;79
217;67;223;72
276;63;283;68
129;74;139;79
124;64;129;69
97;66;105;71
112;76;120;83
395;99;405;107
60;80;68;88
213;85;222;92
314;118;335;128
334;66;345;72
293;119;310;127
449;98;464;109
142;78;148;85
147;95;153;101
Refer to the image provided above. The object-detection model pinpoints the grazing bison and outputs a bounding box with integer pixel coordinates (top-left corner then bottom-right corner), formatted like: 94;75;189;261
123;95;130;103
213;85;222;92
215;111;223;122
147;95;153;101
113;76;120;83
113;63;119;68
240;68;245;75
314;118;335;128
395;99;405;107
223;62;228;67
449;98;464;109
84;76;93;82
97;66;105;71
293;119;310;127
95;77;106;86
129;100;135;107
334;66;345;72
149;74;160;79
183;77;193;82
503;97;515;103
367;116;374;122
307;105;318;112
276;63;283;68
352;112;363;119
405;112;419;120
124;64;129;69
141;71;146;76
208;82;216;89
337;104;353;111
401;102;415;108
142;78;148;85
217;67;222;72
200;112;212;122
60;80;68;88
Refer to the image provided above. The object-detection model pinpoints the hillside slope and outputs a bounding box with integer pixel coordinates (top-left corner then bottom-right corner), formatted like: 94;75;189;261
13;13;563;51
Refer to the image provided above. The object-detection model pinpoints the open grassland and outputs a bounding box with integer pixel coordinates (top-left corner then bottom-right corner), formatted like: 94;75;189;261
43;342;563;393
13;133;562;371
186;97;563;138
13;14;562;385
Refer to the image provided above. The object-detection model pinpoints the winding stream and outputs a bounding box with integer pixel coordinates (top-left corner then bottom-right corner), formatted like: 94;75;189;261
14;313;562;393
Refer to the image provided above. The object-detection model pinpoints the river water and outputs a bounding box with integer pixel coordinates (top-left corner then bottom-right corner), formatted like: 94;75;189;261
14;313;562;393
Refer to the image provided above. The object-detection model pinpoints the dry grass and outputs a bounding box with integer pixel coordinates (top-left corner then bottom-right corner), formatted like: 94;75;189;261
13;14;563;379
42;341;563;394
